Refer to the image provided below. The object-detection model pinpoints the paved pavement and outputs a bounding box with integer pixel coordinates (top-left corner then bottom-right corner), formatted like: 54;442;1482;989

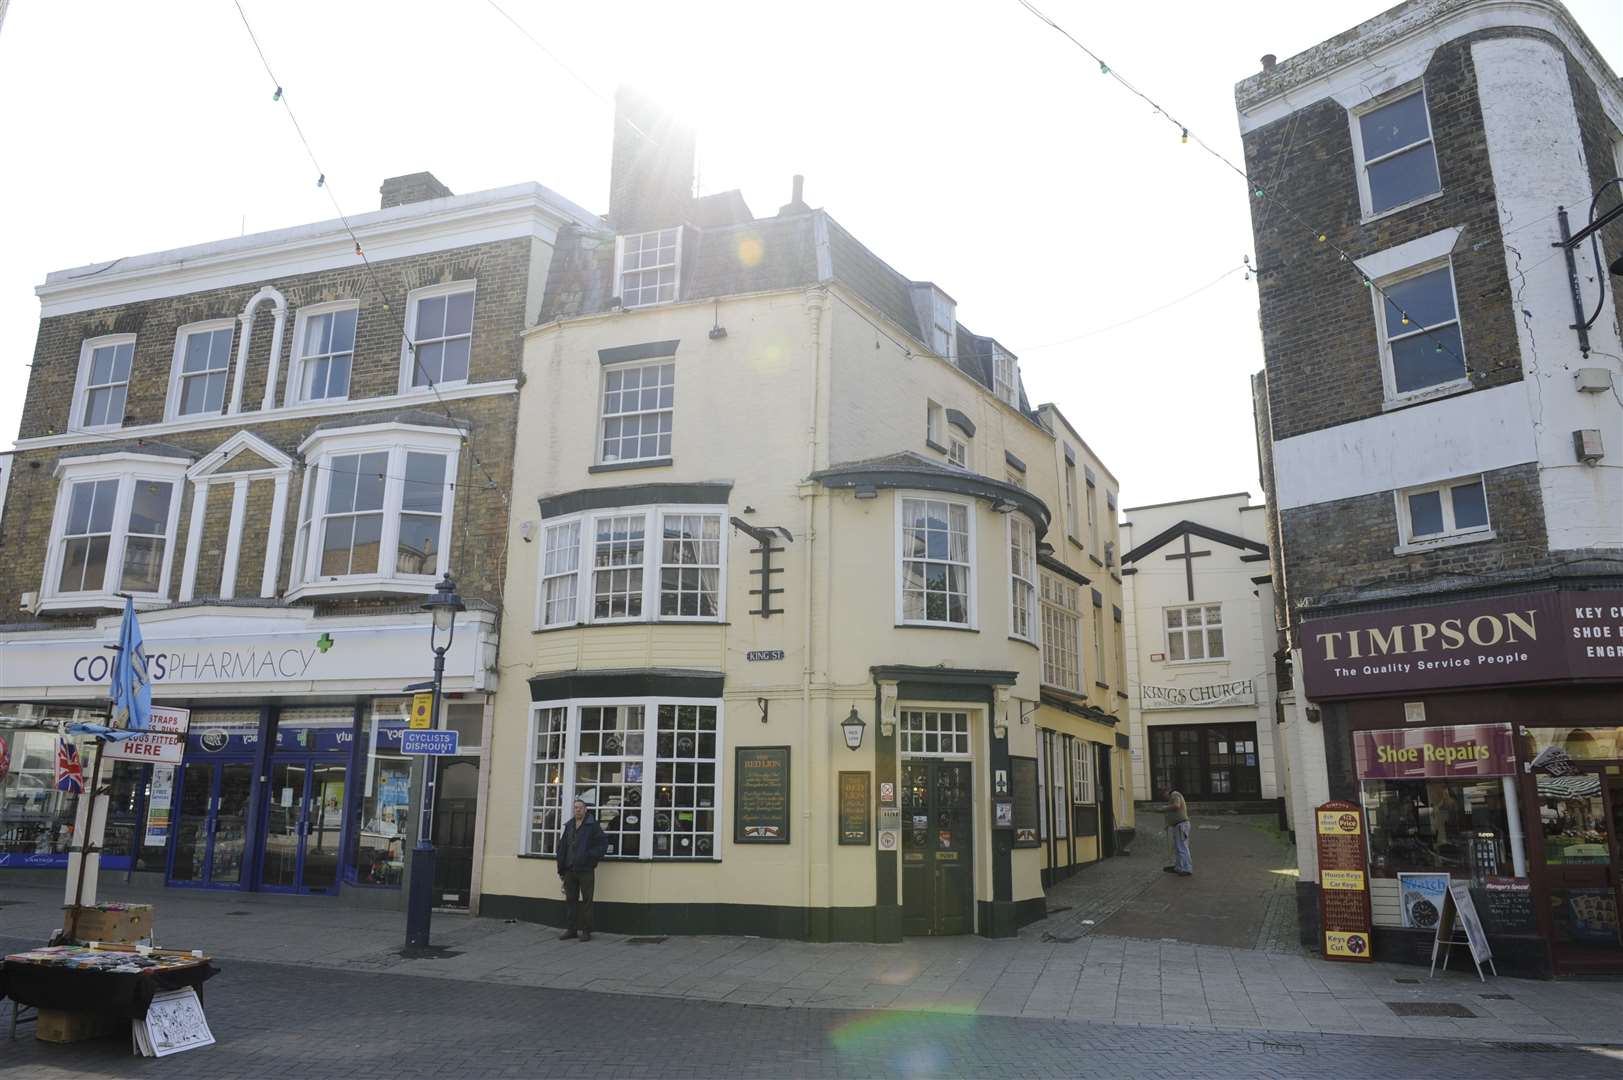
5;949;1623;1079
2;812;1620;1051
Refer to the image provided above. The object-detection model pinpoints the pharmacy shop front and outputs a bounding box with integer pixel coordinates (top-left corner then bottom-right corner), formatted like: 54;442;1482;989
1299;588;1623;976
0;606;496;910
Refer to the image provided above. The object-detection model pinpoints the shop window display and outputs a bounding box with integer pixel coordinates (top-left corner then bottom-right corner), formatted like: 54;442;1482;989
0;710;101;866
1362;779;1513;881
349;700;411;887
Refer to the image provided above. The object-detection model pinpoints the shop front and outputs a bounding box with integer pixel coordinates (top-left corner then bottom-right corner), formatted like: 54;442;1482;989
1300;587;1623;976
0;605;496;911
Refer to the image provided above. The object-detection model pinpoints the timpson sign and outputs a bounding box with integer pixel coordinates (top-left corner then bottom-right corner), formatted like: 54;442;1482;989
1300;590;1622;699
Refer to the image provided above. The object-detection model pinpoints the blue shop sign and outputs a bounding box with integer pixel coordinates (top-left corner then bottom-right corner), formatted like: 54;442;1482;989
400;730;459;756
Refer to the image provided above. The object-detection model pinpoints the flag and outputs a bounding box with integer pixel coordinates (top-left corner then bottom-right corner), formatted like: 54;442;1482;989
110;596;154;731
55;739;84;794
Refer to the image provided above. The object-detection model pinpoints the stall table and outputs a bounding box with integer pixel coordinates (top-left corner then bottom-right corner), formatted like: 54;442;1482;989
1;945;217;1043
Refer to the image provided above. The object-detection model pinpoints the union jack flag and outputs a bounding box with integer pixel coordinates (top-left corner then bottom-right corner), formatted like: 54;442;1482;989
55;739;84;794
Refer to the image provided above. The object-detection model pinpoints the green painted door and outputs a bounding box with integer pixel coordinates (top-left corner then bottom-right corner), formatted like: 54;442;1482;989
901;760;974;935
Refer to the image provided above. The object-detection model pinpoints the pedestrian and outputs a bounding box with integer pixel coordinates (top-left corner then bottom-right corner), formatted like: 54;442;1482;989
556;797;608;941
1163;790;1192;876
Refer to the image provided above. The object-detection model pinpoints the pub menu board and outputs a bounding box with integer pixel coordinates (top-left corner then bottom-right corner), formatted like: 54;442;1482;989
1315;800;1373;962
1474;877;1535;935
838;771;871;845
734;746;791;843
1010;756;1040;848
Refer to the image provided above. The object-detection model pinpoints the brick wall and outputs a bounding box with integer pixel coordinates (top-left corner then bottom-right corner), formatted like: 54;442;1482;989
1244;34;1523;444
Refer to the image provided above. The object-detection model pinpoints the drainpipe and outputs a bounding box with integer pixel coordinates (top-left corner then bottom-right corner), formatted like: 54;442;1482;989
800;287;826;932
228;286;287;414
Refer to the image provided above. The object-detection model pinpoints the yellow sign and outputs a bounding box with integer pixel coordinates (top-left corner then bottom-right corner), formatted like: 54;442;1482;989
410;693;435;729
1324;931;1370;958
1322;869;1366;891
1317;810;1362;836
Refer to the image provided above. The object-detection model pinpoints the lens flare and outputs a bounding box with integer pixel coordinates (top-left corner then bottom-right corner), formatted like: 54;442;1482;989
736;234;764;267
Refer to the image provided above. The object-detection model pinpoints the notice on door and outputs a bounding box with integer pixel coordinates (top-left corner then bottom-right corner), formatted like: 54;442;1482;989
1316;799;1373;962
734;746;790;843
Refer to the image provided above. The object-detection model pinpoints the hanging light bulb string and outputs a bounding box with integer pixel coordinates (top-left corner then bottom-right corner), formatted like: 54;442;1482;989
1014;0;1491;379
229;0;508;499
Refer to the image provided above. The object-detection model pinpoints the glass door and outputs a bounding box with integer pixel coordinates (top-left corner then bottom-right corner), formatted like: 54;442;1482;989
1536;770;1622;972
166;761;252;889
260;757;347;895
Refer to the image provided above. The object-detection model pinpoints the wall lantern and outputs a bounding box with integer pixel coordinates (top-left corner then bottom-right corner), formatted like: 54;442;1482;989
840;707;867;751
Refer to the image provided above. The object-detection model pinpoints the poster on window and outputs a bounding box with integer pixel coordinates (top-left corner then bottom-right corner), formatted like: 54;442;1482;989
1397;872;1450;930
144;765;175;848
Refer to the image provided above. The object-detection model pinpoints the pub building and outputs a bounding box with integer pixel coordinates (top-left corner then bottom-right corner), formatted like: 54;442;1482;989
1298;589;1623;976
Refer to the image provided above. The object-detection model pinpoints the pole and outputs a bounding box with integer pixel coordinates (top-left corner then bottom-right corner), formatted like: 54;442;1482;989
405;647;445;948
65;739;105;943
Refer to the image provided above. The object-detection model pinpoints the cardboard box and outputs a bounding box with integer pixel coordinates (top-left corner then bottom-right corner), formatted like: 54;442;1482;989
63;903;153;944
36;1008;122;1043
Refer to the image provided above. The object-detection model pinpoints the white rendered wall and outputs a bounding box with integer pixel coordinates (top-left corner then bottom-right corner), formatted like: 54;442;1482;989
1473;35;1623;551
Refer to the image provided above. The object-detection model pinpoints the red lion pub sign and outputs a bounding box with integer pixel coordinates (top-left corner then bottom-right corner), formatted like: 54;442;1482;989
1316;800;1373;961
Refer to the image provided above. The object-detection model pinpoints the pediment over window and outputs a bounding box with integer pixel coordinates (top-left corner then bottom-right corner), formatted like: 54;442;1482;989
187;430;293;481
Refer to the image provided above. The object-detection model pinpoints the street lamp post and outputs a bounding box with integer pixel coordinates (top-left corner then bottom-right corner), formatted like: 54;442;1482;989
406;573;465;949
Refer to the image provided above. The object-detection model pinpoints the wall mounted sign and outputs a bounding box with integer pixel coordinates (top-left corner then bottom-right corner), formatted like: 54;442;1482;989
745;650;785;662
1354;723;1516;780
1009;756;1040;848
1299;590;1622;699
735;746;791;843
838;771;871;845
1315;799;1372;962
105;705;191;765
400;730;459;756
1140;679;1255;710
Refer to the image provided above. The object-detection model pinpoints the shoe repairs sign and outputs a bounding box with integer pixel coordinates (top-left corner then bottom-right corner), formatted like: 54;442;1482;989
1316;799;1372;962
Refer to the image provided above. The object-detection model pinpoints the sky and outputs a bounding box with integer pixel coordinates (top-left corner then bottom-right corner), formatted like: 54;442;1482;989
0;0;1618;508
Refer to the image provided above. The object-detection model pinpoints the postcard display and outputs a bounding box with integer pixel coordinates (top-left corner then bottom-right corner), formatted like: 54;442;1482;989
1;944;217;1054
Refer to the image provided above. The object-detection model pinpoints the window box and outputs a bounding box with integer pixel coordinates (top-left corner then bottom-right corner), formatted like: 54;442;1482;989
400;282;474;392
38;452;187;611
896;494;976;628
1393;475;1492;553
287;423;460;598
535;503;727;629
526;698;723;861
1351;85;1442;220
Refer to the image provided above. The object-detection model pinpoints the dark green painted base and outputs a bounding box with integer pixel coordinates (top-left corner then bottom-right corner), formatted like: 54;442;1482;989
977;897;1046;938
482;893;893;942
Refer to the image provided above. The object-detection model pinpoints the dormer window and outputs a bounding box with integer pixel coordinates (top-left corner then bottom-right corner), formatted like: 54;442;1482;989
909;283;956;359
992;349;1019;408
616;229;681;308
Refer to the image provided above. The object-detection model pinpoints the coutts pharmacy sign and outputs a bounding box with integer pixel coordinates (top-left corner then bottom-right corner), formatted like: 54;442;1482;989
1316;800;1373;962
1300;590;1623;699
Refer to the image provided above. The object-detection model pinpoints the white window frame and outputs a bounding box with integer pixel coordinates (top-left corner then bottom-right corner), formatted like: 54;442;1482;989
926;400;948;452
287;424;461;599
38;453;187;611
1349;83;1442;221
598;357;676;466
895;492;977;629
1092;603;1107;685
1371;256;1469;405
1040;571;1082;691
287;300;360;406
1394;474;1494;552
71;334;136;435
898;709;974;759
1007;514;1038;645
522;696;725;861
613;228;682;309
1063;455;1079;539
165;319;236;422
947;434;968;469
532;503;728;629
1072;739;1094;805
1085;477;1099;553
398;281;475;393
992;350;1019;408
1164;602;1226;664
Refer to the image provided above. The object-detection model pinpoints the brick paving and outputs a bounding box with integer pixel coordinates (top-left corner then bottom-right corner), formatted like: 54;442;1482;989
6;952;1623;1079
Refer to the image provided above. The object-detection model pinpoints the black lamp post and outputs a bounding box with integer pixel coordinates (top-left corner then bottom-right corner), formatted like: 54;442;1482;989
406;573;465;948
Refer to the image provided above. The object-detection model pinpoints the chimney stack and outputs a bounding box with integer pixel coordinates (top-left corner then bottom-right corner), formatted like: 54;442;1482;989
379;172;453;209
607;87;696;232
1261;53;1277;72
777;174;810;217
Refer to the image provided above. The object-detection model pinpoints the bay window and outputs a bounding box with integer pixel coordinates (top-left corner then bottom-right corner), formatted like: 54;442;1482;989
526;699;722;860
289;424;460;596
535;504;726;628
897;495;975;627
1040;571;1082;690
40;453;186;609
1008;515;1037;643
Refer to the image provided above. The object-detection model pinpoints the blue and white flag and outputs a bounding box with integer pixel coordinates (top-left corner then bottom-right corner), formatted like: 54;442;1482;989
110;596;154;731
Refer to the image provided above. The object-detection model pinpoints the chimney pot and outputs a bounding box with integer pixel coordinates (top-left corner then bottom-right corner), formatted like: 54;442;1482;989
1261;53;1277;72
379;172;453;209
792;175;804;204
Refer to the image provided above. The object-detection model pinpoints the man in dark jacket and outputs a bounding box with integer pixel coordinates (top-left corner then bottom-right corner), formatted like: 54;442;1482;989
557;798;609;941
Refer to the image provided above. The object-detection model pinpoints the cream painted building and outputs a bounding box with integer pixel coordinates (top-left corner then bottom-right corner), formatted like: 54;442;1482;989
474;92;1133;940
1121;494;1285;813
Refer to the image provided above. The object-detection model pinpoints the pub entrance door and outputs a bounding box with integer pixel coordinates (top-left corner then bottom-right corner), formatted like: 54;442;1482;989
1532;769;1622;974
431;757;479;909
901;760;974;935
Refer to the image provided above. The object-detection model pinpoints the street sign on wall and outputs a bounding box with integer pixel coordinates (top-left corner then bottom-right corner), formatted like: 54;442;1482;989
400;730;459;756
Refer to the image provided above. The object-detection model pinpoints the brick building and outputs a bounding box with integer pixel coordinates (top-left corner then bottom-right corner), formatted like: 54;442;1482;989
0;174;597;910
1239;0;1623;975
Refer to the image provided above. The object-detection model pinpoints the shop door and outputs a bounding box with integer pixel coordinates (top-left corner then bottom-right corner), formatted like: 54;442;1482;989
1097;749;1116;858
260;758;347;895
1535;770;1622;973
432;758;479;909
1206;725;1261;798
901;760;974;936
1150;728;1202;800
166;761;252;889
